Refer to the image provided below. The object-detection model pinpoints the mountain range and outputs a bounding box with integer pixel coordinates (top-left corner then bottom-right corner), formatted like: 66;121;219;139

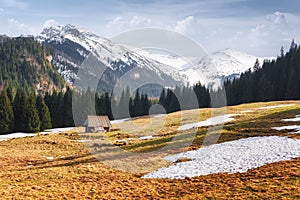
0;24;275;96
36;24;275;93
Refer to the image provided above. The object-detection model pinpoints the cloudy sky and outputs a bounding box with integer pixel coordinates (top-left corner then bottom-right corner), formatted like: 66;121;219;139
0;0;300;56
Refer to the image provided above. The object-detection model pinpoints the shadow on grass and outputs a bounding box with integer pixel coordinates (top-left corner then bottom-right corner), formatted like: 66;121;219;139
21;107;300;170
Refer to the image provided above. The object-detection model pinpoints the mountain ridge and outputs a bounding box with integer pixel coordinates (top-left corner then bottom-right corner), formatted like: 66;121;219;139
36;24;275;92
37;24;186;94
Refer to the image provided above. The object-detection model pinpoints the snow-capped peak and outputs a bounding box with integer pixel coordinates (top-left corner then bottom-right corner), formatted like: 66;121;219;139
37;24;187;88
181;48;275;88
138;47;275;88
37;24;275;90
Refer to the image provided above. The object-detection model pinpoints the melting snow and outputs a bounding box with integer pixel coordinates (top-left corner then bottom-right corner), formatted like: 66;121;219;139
282;115;300;122
0;127;75;141
0;133;37;141
139;135;156;140
178;114;236;131
111;118;131;124
258;104;294;110
40;127;75;134
272;125;300;133
272;114;300;134
142;136;300;179
76;140;91;143
41;156;55;160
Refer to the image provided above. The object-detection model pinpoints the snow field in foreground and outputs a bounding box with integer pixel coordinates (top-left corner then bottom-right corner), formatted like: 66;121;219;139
142;136;300;179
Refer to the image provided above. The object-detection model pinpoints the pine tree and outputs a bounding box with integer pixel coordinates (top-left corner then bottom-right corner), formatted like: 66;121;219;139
36;95;52;131
23;93;40;132
13;89;23;131
280;46;285;57
63;87;74;127
0;91;14;134
253;59;260;71
133;89;142;117
159;88;166;107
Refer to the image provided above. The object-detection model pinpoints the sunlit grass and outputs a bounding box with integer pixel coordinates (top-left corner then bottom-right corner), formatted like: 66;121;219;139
0;101;299;199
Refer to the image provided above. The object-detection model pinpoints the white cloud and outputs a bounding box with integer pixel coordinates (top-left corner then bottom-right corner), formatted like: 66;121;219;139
267;12;287;25
6;18;34;36
105;15;153;36
43;19;61;29
110;16;122;25
174;16;195;34
129;16;151;26
247;12;291;49
1;0;28;10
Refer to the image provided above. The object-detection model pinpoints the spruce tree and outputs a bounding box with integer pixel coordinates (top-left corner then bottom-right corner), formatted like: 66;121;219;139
23;93;40;132
63;87;74;127
13;89;23;131
0;91;14;134
36;95;52;131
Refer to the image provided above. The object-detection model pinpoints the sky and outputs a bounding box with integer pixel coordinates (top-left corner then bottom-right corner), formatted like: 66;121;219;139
0;0;300;56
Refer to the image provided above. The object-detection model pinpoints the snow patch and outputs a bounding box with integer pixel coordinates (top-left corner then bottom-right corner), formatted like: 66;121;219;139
0;133;37;141
282;115;300;122
258;104;294;110
76;140;91;143
40;127;75;134
178;114;236;131
111;118;131;124
142;136;300;179
139;135;156;140
41;156;55;160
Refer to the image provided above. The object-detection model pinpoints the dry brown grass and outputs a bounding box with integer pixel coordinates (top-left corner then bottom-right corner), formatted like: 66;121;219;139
0;101;300;199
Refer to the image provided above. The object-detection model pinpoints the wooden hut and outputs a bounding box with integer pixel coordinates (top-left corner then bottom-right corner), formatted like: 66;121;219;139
85;115;112;132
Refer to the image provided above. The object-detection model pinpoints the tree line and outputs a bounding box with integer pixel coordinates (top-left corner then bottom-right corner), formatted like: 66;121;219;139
0;88;51;134
223;40;300;105
0;86;154;134
1;40;300;134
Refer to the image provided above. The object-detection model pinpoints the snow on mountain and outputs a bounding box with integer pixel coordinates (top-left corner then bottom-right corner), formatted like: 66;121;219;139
139;48;275;89
136;50;196;70
37;24;275;91
37;24;186;89
182;49;275;88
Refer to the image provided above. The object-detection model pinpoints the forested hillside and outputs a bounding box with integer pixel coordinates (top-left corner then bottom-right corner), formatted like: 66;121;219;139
0;36;66;95
1;37;299;134
157;41;300;111
224;41;300;105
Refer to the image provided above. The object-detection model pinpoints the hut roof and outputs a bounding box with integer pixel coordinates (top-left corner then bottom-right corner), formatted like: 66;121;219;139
86;115;112;128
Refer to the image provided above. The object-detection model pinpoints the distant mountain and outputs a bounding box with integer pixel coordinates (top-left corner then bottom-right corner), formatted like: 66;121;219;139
137;48;274;89
36;24;275;93
0;36;67;94
37;25;185;94
183;49;275;88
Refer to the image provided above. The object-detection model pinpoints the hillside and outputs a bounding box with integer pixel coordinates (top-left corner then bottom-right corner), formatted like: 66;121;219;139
224;41;300;105
0;101;299;199
0;36;67;95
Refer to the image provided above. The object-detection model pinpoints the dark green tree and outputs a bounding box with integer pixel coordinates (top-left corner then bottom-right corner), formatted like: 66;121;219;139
36;95;52;131
63;87;74;127
23;93;40;132
0;91;14;134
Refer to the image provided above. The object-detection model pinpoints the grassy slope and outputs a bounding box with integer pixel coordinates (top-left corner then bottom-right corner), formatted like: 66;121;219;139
0;101;300;199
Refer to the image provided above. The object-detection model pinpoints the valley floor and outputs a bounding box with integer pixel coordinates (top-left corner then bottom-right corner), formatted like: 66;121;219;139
0;101;300;199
